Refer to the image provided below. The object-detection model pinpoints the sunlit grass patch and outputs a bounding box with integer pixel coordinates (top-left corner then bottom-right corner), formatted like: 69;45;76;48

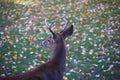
13;0;34;5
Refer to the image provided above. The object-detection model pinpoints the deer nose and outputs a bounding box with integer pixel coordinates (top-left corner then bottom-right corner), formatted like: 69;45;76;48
41;41;46;47
41;40;49;48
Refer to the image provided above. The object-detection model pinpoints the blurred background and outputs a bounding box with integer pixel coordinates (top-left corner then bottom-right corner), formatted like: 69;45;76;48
0;0;120;80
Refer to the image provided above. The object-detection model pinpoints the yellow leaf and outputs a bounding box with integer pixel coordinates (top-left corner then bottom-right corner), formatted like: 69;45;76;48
63;76;68;80
93;56;95;59
9;40;14;45
29;48;33;50
13;55;17;60
90;66;94;69
80;18;86;24
69;20;73;24
76;40;80;43
85;72;91;76
8;51;12;55
36;44;40;48
14;51;17;54
16;11;21;16
53;26;61;31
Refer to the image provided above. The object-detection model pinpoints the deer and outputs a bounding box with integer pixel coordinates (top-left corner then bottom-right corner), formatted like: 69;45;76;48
0;17;74;80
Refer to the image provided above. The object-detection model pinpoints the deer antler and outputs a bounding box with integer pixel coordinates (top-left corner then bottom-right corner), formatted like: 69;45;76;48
45;19;56;38
45;16;68;33
45;19;54;33
45;19;52;30
57;15;68;32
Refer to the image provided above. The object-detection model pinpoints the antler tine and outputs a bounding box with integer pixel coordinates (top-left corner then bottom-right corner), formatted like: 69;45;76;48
57;15;68;32
45;19;51;29
62;17;68;31
45;19;54;32
45;18;55;35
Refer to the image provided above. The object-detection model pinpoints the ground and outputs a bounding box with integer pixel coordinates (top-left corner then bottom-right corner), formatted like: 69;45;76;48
0;0;120;80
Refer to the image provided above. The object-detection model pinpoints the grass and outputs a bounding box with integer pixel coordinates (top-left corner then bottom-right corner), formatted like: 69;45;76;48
0;0;120;80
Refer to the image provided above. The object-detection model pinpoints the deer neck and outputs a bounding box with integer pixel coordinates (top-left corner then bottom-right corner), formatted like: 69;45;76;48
50;39;66;69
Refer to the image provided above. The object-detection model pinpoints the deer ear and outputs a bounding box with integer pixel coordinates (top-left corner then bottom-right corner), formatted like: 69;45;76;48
62;25;73;39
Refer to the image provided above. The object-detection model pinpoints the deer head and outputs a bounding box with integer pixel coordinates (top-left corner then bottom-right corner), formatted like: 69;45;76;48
41;17;73;52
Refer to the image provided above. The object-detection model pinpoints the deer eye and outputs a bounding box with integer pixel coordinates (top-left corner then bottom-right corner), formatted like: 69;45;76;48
47;40;50;42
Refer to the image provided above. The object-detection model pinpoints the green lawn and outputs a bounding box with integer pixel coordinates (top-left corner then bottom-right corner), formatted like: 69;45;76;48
0;0;120;80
